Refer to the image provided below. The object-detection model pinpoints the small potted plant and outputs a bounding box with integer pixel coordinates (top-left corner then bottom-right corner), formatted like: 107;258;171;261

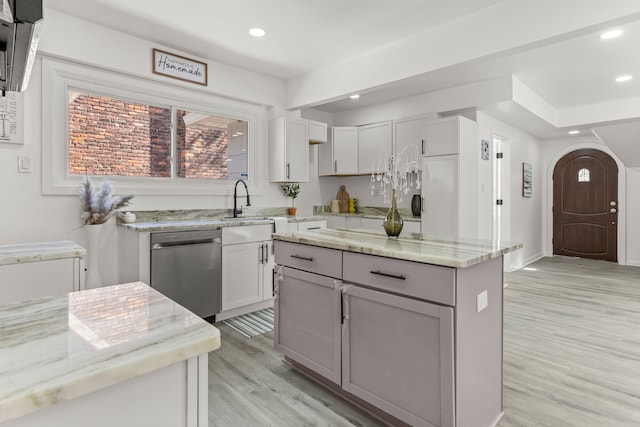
281;182;300;216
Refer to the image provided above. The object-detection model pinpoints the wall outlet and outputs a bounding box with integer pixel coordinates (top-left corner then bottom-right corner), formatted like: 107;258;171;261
476;290;488;312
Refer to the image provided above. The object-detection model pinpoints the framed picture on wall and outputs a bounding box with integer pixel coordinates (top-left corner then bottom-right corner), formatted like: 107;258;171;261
0;92;24;145
522;163;532;197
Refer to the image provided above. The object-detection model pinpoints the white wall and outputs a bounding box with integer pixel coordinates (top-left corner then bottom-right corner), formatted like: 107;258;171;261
626;168;640;266
0;10;307;286
331;77;511;127
477;112;544;271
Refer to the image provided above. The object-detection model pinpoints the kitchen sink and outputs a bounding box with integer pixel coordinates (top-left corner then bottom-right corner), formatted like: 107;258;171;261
222;216;272;221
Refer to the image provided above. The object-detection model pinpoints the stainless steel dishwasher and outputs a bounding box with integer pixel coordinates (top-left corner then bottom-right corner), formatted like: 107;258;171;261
150;228;222;319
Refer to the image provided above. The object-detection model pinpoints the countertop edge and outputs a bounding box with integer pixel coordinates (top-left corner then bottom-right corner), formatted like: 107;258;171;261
118;216;327;232
0;241;86;266
0;282;221;424
1;332;220;423
272;230;522;268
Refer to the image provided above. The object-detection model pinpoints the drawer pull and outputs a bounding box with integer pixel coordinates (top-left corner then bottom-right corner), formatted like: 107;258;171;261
306;227;321;230
370;270;406;280
291;254;313;262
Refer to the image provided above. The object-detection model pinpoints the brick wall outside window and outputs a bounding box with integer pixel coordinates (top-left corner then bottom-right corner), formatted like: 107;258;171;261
69;93;229;179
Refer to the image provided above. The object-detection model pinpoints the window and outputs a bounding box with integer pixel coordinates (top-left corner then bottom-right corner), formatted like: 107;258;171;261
578;168;590;182
43;58;262;195
177;110;247;180
67;91;248;180
68;91;172;177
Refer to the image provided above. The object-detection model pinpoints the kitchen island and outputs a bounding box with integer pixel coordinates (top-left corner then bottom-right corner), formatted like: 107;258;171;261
0;281;220;427
272;229;521;427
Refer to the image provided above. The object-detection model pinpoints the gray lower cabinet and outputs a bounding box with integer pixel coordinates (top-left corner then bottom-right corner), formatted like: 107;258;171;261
341;284;454;427
274;240;504;427
274;266;342;384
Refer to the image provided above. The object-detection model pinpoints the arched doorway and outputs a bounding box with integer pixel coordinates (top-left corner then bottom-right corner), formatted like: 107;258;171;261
553;149;618;262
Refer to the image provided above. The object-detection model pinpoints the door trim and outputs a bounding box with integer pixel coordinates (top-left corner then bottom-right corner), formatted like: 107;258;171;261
545;142;626;265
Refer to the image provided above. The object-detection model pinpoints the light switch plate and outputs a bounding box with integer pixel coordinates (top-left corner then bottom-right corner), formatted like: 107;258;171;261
18;156;32;173
476;290;488;312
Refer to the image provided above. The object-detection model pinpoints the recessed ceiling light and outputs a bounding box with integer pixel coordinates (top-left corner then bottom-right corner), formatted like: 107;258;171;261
615;75;633;83
600;29;623;40
249;27;266;37
568;130;580;135
349;94;360;99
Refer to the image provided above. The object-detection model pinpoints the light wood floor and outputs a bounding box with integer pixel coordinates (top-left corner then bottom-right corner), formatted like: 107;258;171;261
208;256;640;426
207;323;384;426
499;256;640;427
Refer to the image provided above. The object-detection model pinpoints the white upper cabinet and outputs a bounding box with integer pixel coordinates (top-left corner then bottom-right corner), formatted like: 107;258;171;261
357;121;392;174
424;115;476;157
394;114;430;156
268;116;309;182
308;120;328;144
319;126;358;176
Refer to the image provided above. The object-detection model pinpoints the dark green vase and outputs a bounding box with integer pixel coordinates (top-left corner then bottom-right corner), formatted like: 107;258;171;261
383;189;403;238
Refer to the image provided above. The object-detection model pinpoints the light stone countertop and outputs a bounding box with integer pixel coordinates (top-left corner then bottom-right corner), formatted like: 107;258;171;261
0;241;86;266
314;205;421;222
119;216;326;233
272;228;522;268
318;212;421;222
0;281;220;423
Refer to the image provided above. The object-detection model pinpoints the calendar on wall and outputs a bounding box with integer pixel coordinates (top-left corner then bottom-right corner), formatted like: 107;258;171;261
0;92;24;144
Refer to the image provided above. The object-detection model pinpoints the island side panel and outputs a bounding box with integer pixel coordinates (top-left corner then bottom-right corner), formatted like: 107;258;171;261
455;256;504;427
118;228;150;284
2;360;191;427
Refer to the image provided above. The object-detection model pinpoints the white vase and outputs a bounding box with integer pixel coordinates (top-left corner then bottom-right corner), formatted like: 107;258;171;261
85;223;105;288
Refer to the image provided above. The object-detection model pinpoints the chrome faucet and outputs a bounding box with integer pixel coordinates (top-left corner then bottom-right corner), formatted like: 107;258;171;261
233;179;251;218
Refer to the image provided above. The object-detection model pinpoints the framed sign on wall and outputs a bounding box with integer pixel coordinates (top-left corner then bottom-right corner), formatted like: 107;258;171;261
152;48;208;86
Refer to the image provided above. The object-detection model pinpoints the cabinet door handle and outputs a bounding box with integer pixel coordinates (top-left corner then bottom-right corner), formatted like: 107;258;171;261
291;254;313;262
263;244;269;263
286;163;290;179
258;244;264;264
334;160;337;173
421;138;425;155
421;197;425;213
370;270;406;280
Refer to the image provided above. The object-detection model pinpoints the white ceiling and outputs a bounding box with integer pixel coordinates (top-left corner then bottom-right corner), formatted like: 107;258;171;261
43;0;640;142
44;0;502;80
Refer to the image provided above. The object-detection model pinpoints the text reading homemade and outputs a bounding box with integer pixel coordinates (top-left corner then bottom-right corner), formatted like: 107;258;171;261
152;49;208;86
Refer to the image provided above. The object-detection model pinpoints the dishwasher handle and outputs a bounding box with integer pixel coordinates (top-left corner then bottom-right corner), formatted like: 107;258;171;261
152;237;220;249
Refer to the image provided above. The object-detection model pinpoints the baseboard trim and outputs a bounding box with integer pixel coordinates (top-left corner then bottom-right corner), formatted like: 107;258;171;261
215;299;274;321
509;252;545;271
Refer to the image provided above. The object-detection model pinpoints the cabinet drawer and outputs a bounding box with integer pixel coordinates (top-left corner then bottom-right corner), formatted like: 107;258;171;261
222;224;273;245
343;252;455;305
297;220;326;231
275;241;342;279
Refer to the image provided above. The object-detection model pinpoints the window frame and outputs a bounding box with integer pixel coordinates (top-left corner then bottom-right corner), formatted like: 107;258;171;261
42;57;264;196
